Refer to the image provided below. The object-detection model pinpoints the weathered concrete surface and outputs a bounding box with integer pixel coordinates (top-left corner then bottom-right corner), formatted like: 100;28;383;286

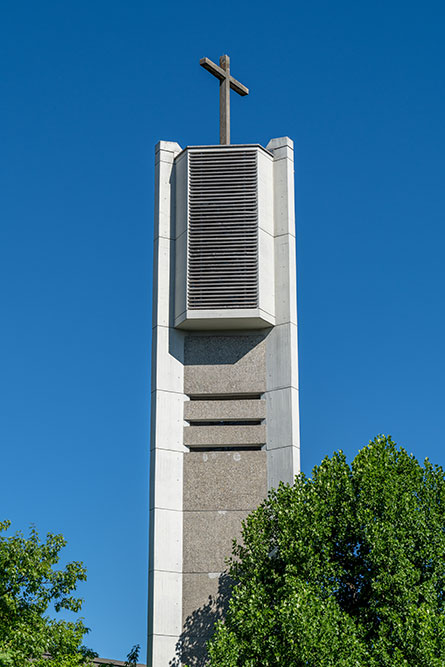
183;510;248;573
182;572;231;628
184;424;266;447
183;450;267;511
184;334;266;396
184;398;266;421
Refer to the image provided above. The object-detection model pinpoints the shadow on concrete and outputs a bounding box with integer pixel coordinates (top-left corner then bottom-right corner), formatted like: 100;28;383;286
183;333;265;366
169;573;232;667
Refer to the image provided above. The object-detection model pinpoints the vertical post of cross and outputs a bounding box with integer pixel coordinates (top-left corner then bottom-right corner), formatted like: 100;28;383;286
219;55;230;144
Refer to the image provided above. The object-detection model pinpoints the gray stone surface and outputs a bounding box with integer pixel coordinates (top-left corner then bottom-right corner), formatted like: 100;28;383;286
178;572;233;666
183;510;248;572
183;450;267;511
184;424;266;447
182;572;231;628
184;334;266;396
184;398;266;422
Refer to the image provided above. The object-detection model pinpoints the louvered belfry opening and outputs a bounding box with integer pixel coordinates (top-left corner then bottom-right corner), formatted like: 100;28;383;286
187;149;259;310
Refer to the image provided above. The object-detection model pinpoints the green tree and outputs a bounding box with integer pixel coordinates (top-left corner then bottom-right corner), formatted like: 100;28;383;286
0;521;95;667
208;435;445;667
125;643;140;666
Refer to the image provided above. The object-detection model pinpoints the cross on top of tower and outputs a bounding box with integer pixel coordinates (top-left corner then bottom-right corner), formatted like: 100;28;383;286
200;54;249;145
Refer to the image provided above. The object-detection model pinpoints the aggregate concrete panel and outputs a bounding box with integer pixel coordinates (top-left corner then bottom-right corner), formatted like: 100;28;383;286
184;334;266;396
265;387;300;450
150;449;183;510
183;424;266;447
150;508;182;572
183;510;248;572
184;398;266;422
183;450;267;511
267;445;300;490
171;634;210;667
182;572;231;631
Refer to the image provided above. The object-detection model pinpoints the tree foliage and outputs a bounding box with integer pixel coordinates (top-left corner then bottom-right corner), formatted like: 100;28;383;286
125;643;140;666
208;435;445;666
0;521;94;667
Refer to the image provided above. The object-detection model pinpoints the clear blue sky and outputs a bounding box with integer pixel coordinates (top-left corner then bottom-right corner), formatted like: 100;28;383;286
1;0;444;661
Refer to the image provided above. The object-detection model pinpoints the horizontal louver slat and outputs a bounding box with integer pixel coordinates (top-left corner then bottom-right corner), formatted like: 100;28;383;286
187;150;258;310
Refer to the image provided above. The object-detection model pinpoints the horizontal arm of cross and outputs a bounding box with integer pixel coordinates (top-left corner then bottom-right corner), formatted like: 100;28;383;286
200;57;249;96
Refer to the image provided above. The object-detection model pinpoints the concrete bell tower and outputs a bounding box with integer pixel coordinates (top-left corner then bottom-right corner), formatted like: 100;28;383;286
148;56;300;667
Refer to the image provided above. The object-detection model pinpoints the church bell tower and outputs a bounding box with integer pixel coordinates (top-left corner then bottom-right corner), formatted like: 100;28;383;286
148;56;300;667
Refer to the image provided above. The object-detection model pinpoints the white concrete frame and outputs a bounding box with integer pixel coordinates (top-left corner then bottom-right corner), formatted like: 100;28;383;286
149;141;186;666
265;137;300;488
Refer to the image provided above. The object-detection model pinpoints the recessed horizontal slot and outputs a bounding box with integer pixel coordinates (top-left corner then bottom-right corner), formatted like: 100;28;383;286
187;446;263;452
187;420;263;427
187;394;263;401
